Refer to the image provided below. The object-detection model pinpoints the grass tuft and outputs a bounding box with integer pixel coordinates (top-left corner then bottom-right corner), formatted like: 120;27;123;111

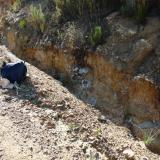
28;4;45;33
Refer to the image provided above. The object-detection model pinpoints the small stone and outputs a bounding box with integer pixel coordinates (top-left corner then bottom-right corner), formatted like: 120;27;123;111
70;137;78;142
88;136;95;141
43;149;49;155
82;79;91;88
79;67;89;75
4;96;12;101
29;147;33;152
29;94;37;100
136;141;146;149
123;149;135;159
87;97;97;106
46;121;55;129
98;115;108;123
140;156;148;160
38;89;47;97
57;104;64;108
1;112;6;116
82;144;88;153
45;109;54;115
73;67;79;72
52;112;59;120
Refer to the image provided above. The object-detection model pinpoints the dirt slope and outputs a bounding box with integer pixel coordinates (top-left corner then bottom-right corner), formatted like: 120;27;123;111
0;46;160;160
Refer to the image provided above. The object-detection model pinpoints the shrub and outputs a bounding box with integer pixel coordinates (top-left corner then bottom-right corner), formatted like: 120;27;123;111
89;25;102;47
64;23;77;49
28;4;45;33
54;0;65;9
19;19;26;29
11;0;22;12
63;23;84;49
52;6;62;24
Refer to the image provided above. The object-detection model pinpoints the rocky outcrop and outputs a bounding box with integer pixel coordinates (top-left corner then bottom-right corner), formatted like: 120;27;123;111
2;12;160;154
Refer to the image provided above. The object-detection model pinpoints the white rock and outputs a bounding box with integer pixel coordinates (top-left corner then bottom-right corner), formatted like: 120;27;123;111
73;67;79;72
79;67;89;74
45;109;54;115
123;149;135;159
0;78;14;89
140;156;148;160
82;79;91;88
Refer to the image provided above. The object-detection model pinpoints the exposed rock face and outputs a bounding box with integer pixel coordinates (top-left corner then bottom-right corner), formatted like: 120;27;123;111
128;77;160;123
5;14;160;120
3;12;160;154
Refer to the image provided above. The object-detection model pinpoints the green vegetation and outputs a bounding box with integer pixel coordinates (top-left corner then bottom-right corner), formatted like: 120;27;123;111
28;4;45;33
52;6;62;24
19;19;26;29
63;23;84;49
11;0;22;11
11;0;22;12
93;128;102;137
143;129;160;146
144;132;155;146
89;25;102;47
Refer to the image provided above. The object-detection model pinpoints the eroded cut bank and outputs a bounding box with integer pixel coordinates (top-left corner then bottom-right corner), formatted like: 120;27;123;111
2;10;160;154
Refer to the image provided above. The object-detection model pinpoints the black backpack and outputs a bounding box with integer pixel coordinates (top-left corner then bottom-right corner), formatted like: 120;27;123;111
1;61;27;84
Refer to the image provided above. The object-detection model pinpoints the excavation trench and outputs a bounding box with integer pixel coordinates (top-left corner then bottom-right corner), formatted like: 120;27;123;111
6;32;160;124
2;12;160;154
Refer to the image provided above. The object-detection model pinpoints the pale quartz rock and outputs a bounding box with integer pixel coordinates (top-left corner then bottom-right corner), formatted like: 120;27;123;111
123;149;135;159
0;78;14;89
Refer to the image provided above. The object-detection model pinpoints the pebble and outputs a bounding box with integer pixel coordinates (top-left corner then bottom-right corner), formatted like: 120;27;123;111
98;115;110;123
4;96;12;101
123;149;135;159
70;137;78;142
140;156;149;160
79;67;89;75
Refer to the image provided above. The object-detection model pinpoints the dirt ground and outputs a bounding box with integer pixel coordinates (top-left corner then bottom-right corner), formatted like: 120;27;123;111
0;46;160;160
